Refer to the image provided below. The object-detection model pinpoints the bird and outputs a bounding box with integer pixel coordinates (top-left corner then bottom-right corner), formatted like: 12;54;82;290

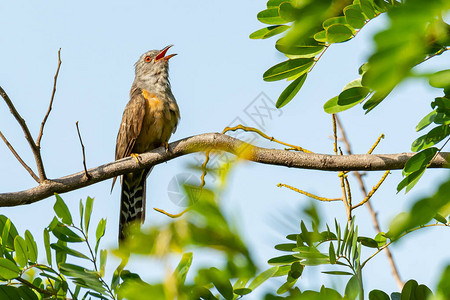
113;45;180;243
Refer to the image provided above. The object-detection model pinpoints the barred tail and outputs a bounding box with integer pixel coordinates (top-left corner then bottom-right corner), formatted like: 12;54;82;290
119;169;150;243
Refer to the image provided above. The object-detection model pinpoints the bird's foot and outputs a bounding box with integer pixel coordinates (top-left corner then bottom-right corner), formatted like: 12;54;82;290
130;153;140;164
164;142;169;153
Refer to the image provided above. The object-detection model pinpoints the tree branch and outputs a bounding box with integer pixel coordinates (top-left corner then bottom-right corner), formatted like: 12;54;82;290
0;86;47;180
0;133;448;207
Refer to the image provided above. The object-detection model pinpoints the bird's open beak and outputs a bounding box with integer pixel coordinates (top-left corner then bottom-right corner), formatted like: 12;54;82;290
155;45;177;62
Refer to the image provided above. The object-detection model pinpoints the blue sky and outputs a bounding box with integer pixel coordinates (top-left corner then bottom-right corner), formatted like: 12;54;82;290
0;0;449;298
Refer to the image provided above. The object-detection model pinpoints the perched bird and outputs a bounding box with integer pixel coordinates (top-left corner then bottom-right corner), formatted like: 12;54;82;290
113;45;180;242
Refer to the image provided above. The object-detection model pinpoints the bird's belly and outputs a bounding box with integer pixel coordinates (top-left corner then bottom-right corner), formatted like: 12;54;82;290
133;95;176;153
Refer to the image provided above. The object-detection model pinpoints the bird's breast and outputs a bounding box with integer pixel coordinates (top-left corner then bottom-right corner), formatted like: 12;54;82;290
133;89;178;153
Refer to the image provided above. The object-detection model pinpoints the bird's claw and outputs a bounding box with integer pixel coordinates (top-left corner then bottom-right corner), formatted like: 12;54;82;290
130;153;140;164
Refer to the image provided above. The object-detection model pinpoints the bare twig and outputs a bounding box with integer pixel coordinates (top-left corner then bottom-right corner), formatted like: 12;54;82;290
0;86;47;180
0;131;39;182
75;121;90;179
154;207;190;218
36;48;62;147
352;170;390;209
0;133;448;207
277;183;342;201
335;116;404;289
223;125;313;153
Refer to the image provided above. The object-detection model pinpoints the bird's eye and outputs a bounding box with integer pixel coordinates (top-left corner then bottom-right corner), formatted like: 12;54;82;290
145;56;151;62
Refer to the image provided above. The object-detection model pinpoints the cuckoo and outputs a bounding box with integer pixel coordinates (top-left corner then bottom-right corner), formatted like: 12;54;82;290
113;45;180;242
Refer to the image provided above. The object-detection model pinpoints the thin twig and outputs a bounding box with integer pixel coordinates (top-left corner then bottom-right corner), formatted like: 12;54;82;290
335;115;404;289
36;48;62;147
0;86;46;180
75;121;90;179
277;183;342;201
367;134;385;154
0;131;39;182
352;170;390;209
223;125;313;153
154;207;190;218
332;114;338;155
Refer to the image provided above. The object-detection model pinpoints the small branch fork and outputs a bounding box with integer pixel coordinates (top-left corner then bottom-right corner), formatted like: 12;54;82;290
0;49;62;183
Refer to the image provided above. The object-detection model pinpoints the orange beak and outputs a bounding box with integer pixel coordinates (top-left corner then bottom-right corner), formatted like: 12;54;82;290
155;45;177;61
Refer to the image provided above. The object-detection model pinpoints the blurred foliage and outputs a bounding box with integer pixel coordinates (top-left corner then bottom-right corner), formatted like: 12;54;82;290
252;0;450;190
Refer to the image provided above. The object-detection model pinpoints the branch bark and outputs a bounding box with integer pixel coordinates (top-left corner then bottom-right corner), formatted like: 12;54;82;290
0;133;448;207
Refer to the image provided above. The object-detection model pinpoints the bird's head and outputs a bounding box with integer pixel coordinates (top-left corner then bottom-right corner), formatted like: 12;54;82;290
133;45;177;92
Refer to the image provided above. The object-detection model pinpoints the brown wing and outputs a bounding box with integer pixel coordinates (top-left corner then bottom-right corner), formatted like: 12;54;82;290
115;90;146;160
111;89;146;191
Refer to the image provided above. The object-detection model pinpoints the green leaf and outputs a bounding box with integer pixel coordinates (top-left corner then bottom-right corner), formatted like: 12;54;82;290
55;240;67;265
276;37;325;57
337;86;370;106
234;288;252;296
267;0;286;8
263;58;313;82
0;285;20;299
24;230;37;263
314;30;327;42
50;243;90;260
84;196;94;234
363;89;392;113
14;236;28;267
79;199;84;230
274;243;297;252
51;223;84;243
416;110;438;132
344;5;366;29
173;252;192;286
100;249;107;277
208;268;233;300
43;228;52;266
250;25;290;39
95;218;107;254
357;236;378;248
437;265;450;299
53;194;72;225
248;266;278;290
322;271;354;276
276;74;307;108
329;243;336;264
277;280;297;294
374;232;387;247
411;125;450;151
257;8;286;25
345;275;361;300
17;286;39;300
401;280;419;300
429;69;450;88
397;169;426;193
279;2;300;22
324;96;359;114
404;148;438;174
323;16;347;28
0;258;20;280
326;24;354;43
434;213;448;224
268;255;299;265
0;217;18;251
359;0;376;19
368;289;389;300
